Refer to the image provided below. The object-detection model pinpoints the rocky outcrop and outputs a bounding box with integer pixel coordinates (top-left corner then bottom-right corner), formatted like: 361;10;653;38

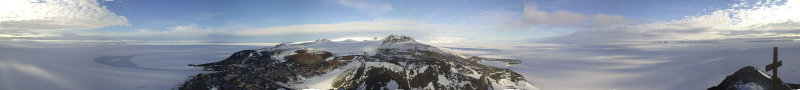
708;66;797;90
382;35;415;44
179;35;537;90
285;50;333;65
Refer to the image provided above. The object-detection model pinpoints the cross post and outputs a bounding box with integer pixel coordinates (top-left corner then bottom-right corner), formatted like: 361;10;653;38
765;47;783;90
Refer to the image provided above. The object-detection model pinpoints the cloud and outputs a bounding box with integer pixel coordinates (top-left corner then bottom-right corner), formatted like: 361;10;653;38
547;0;800;44
330;37;381;41
521;4;631;27
168;24;211;32
462;3;633;32
0;0;129;39
230;19;441;36
127;24;220;39
424;36;466;43
336;0;393;16
0;24;229;46
0;0;129;30
0;29;58;37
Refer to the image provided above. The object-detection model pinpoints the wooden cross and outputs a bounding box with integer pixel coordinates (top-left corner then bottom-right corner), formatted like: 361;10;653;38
765;47;782;90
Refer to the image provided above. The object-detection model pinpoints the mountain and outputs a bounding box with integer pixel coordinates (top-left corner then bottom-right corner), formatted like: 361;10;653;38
708;66;799;90
179;35;539;90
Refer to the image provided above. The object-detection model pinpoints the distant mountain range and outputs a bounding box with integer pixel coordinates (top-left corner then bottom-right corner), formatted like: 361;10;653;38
708;66;799;90
179;35;538;90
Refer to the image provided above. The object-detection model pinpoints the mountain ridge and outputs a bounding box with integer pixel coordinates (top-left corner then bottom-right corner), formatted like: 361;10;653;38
180;35;538;90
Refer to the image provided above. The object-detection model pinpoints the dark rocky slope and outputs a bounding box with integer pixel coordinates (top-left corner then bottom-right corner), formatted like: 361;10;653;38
179;35;538;90
708;66;798;90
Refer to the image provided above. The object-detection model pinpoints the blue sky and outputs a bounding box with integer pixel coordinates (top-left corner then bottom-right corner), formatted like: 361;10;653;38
97;0;715;30
2;0;799;45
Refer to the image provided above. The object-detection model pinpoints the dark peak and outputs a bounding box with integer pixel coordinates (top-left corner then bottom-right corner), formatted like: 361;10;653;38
382;35;416;43
276;43;289;46
728;66;770;81
315;39;331;42
734;66;759;74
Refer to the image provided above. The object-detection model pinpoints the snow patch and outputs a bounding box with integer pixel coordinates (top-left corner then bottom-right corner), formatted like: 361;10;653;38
756;68;772;79
385;80;399;90
290;59;363;89
437;75;452;85
364;62;405;72
735;80;764;90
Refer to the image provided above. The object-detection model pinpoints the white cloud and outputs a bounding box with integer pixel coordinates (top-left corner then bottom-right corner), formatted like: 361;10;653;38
463;3;632;32
137;29;150;33
651;0;800;33
549;0;800;44
330;36;381;41
336;0;393;16
131;24;218;38
521;4;631;27
169;24;209;32
424;36;466;43
0;30;58;38
0;24;226;45
0;0;130;30
230;19;441;36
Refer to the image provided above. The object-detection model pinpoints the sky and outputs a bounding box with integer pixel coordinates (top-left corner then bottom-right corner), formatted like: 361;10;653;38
3;0;799;46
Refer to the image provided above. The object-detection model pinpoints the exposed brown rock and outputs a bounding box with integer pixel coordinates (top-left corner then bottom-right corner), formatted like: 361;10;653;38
286;50;333;65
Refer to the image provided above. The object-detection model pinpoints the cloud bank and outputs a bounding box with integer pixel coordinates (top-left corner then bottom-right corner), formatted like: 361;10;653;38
0;0;130;30
547;0;800;44
230;19;441;36
521;4;631;27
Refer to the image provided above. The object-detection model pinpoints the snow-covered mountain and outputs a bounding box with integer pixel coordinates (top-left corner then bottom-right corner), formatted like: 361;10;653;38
179;35;538;90
708;66;798;90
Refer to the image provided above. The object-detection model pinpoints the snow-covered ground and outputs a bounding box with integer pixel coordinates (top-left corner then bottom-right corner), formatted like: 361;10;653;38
2;40;799;90
0;44;260;90
430;41;800;90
